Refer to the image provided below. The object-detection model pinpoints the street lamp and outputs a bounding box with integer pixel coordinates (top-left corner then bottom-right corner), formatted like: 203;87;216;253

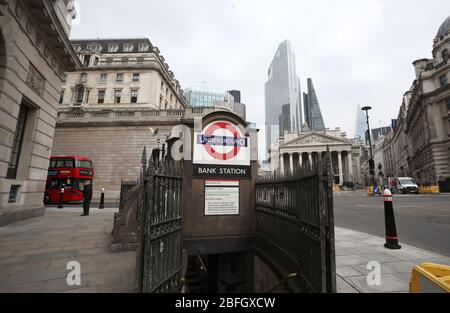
361;106;375;193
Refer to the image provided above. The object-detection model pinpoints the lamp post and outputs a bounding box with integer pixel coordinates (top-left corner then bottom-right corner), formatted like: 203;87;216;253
361;106;375;194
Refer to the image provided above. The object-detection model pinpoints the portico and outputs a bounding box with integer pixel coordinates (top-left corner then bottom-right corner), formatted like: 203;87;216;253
278;132;359;186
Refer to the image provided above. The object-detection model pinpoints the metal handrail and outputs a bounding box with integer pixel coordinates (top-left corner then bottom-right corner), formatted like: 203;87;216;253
197;255;207;272
265;272;299;293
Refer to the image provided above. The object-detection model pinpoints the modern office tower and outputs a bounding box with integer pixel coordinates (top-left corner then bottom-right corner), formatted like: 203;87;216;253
303;78;325;131
265;40;302;157
355;105;368;139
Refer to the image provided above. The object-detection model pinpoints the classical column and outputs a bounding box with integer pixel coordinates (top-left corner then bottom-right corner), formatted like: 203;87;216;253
280;153;284;174
308;152;313;167
289;153;294;174
347;151;354;182
338;151;344;186
299;153;303;168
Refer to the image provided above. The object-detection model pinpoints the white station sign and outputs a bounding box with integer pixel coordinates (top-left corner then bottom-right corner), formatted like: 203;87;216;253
204;180;239;216
193;121;250;166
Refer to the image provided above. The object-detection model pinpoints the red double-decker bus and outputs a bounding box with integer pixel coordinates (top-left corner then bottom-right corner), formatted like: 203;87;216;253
44;156;94;204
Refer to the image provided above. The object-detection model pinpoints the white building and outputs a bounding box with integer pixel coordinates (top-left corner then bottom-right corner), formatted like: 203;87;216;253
277;128;362;186
60;38;186;111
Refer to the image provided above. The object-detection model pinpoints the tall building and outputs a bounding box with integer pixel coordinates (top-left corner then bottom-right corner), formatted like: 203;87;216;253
0;0;80;225
265;40;302;157
303;78;325;131
355;105;367;139
63;39;186;110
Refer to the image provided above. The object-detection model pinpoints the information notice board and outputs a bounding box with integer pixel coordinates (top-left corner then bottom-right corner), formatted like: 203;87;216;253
204;180;239;216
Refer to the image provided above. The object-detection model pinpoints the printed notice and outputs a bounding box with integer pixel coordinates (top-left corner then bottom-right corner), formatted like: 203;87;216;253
205;180;239;215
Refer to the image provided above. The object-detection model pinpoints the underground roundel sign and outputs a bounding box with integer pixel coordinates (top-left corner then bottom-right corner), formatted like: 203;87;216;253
193;120;250;166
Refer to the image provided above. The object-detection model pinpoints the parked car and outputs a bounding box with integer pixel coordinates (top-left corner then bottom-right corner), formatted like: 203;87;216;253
389;177;419;194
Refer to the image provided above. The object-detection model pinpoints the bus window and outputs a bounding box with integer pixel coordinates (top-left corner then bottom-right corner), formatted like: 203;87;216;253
76;159;93;169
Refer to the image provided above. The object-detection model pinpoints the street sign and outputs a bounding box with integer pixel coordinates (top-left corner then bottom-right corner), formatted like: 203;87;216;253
194;121;250;166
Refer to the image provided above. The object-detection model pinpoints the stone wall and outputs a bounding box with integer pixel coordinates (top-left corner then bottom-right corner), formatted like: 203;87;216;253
0;0;78;225
52;123;177;203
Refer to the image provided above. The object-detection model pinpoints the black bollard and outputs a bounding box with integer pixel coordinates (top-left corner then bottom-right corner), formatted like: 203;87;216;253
383;189;401;249
57;188;64;209
99;188;105;210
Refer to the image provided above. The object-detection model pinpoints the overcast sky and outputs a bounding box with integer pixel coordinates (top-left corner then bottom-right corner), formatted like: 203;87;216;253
70;0;450;157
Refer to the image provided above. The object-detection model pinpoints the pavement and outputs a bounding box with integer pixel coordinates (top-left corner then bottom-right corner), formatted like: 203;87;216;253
0;206;135;293
335;226;450;293
334;191;450;257
1;202;448;293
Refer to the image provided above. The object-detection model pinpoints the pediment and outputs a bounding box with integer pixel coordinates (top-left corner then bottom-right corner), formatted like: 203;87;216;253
282;133;350;147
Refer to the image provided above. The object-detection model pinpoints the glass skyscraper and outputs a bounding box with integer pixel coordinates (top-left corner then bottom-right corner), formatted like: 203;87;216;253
303;78;325;131
355;105;368;140
265;40;302;157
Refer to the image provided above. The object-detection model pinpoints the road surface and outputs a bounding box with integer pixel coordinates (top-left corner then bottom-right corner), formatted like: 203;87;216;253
333;192;450;257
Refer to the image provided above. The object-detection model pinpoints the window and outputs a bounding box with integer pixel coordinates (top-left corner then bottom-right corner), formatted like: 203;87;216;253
123;44;134;52
132;73;140;82
114;90;122;103
116;73;124;83
160;96;163;108
8;185;20;203
106;57;113;65
80;72;87;83
108;44;119;53
166;87;168;97
138;43;150;52
440;74;448;87
447;99;450;110
7;104;28;179
85;89;90;103
59;90;65;104
97;90;105;104
443;49;449;62
131;90;138;103
160;81;164;90
100;73;108;83
76;159;93;169
122;57;129;64
75;85;85;103
137;57;144;64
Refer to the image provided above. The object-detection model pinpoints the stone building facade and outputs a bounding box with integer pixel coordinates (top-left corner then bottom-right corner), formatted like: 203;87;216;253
404;16;450;183
277;128;362;186
373;16;450;185
60;38;186;111
0;0;80;225
52;38;196;202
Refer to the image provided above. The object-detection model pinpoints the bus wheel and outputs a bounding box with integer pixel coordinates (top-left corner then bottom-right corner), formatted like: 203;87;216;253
43;193;50;204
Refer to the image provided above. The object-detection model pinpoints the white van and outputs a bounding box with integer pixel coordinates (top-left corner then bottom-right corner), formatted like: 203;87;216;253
389;177;419;194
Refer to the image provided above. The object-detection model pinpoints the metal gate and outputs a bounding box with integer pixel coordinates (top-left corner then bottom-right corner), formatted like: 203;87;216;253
135;148;184;293
254;150;336;293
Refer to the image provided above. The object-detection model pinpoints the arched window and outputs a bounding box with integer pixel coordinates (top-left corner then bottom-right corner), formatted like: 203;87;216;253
442;49;449;62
